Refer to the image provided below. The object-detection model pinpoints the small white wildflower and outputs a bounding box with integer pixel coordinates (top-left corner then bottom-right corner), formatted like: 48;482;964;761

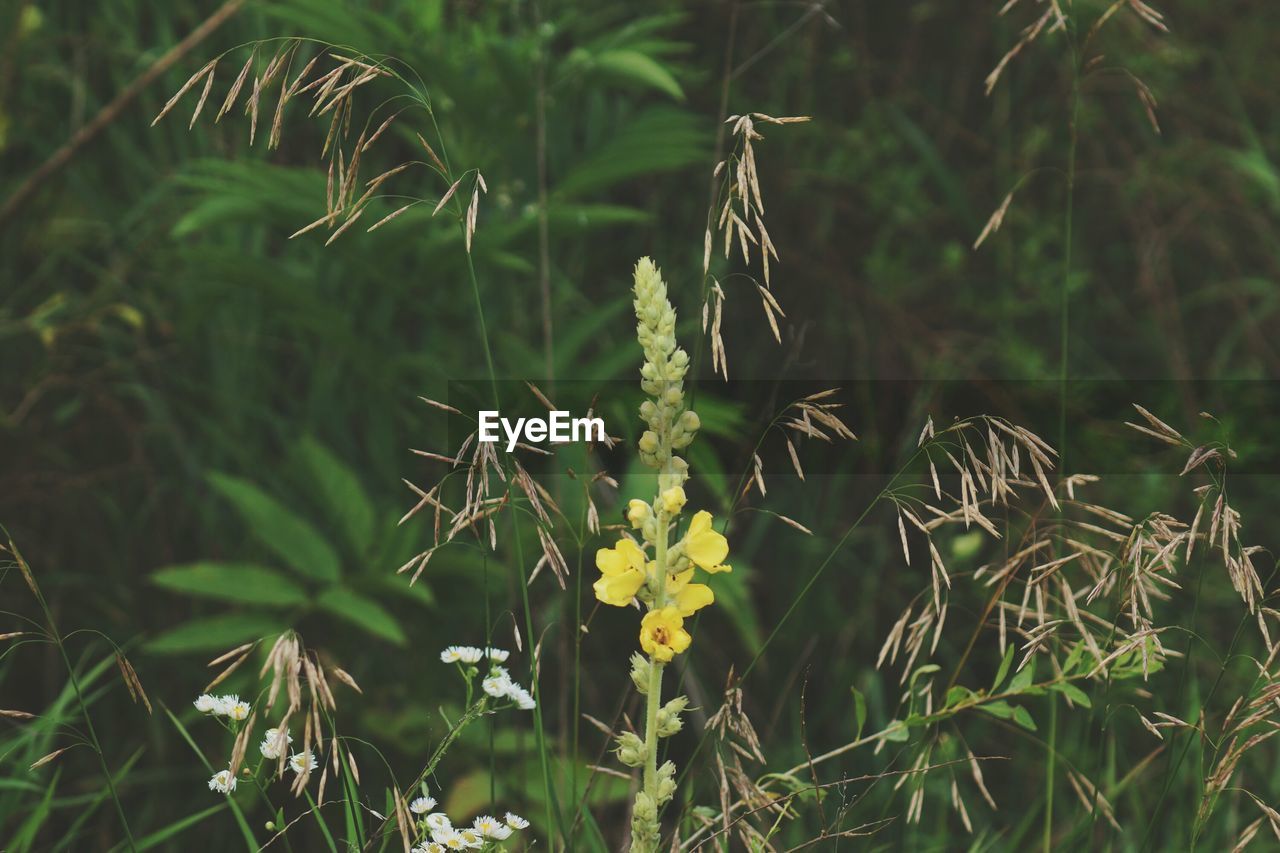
208;769;237;794
506;683;536;710
440;645;483;664
413;844;445;853
194;693;220;713
482;674;511;698
485;647;509;663
216;694;250;720
488;665;510;680
409;795;437;814
288;750;317;776
258;727;292;760
431;826;461;847
473;814;511;840
456;828;483;848
425;812;452;832
504;811;529;829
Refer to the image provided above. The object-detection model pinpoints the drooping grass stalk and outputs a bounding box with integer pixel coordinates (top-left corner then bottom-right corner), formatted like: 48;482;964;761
8;540;138;852
1047;13;1082;847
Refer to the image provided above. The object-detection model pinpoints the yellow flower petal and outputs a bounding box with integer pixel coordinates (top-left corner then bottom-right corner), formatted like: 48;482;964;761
684;511;728;569
596;538;644;576
674;583;714;616
640;607;692;662
666;567;695;594
703;562;732;575
593;568;645;607
627;500;651;529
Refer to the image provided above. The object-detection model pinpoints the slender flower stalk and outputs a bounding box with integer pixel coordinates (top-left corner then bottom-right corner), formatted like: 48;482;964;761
593;259;730;851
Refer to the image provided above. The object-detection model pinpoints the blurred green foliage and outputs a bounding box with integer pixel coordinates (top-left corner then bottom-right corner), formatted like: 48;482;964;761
2;0;1279;849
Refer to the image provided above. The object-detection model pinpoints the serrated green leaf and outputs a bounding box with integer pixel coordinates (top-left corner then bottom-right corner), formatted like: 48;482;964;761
208;472;341;581
147;613;285;654
316;587;406;645
152;562;308;607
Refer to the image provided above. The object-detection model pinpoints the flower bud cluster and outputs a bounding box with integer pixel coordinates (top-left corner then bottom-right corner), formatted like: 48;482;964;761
615;731;646;767
655;695;688;738
630;652;651;695
632;258;700;485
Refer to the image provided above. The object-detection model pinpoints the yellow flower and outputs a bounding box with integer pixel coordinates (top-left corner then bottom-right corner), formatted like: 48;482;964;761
666;568;714;616
640;607;692;662
661;486;687;515
627;500;652;529
594;539;647;607
684;511;730;572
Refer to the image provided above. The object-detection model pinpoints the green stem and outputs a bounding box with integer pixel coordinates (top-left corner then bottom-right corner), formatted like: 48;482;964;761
643;660;665;799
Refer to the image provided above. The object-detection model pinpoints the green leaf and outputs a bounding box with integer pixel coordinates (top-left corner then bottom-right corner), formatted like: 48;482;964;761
208;471;341;582
1012;706;1038;731
591;49;684;100
295;436;375;555
944;685;974;709
977;700;1016;721
316;587;407;646
992;644;1016;691
147;613;285;654
1008;657;1036;693
909;663;941;691
851;687;868;740
152;562;308;607
1062;641;1086;676
1049;681;1092;708
883;720;911;742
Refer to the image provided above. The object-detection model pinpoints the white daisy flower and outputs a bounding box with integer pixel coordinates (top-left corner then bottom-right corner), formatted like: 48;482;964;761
216;695;251;720
425;812;452;832
456;828;483;848
440;645;483;664
412;844;445;853
488;665;510;680
288;750;318;776
505;683;537;710
430;826;461;848
504;811;529;829
258;727;292;760
194;693;220;714
208;769;237;794
485;647;509;663
482;673;511;698
409;795;437;814
473;814;512;839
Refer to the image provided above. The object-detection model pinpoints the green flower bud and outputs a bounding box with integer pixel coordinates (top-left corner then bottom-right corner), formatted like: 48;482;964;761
656;695;688;738
615;732;647;767
630;652;651;695
655;760;678;804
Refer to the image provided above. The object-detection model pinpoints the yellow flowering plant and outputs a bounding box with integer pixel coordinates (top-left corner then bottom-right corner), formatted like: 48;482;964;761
593;257;731;851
